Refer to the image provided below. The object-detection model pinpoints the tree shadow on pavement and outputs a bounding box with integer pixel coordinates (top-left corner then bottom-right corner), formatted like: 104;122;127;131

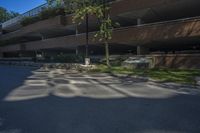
0;66;200;133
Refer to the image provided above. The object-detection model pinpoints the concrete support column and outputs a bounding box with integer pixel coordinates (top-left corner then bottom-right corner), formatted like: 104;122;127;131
18;52;22;57
0;24;2;35
41;51;45;58
0;52;3;57
76;48;79;55
40;33;45;40
137;18;142;26
41;36;45;40
76;24;79;35
137;46;149;55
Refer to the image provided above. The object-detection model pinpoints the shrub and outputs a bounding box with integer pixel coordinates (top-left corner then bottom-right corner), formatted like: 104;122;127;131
44;54;84;63
39;7;65;20
54;54;84;63
100;55;128;66
21;16;40;26
20;7;65;26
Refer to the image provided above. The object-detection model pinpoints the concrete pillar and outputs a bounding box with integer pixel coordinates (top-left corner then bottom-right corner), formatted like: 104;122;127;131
41;35;45;40
76;48;79;55
41;51;45;58
137;18;142;26
0;52;3;58
137;46;149;55
76;24;79;35
18;52;22;57
39;33;45;40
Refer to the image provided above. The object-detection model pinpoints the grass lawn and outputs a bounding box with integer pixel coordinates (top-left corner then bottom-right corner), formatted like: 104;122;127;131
89;65;200;85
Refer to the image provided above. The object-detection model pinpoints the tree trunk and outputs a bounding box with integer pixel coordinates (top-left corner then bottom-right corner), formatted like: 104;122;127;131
105;41;110;67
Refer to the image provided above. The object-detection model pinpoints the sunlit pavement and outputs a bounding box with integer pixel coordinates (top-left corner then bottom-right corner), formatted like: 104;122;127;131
0;65;200;133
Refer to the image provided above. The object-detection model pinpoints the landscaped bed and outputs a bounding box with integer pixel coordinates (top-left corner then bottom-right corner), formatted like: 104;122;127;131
88;65;200;85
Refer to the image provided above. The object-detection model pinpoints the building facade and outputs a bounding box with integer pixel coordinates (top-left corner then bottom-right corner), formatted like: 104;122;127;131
0;0;200;63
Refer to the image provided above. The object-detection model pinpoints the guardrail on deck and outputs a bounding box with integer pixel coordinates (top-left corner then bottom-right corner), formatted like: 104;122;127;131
1;0;116;29
2;3;49;28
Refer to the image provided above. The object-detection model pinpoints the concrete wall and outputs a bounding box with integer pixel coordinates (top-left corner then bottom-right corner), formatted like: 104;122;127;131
0;17;200;53
2;0;200;41
111;17;200;45
112;0;200;17
0;16;65;40
0;45;21;52
110;0;165;15
152;54;200;69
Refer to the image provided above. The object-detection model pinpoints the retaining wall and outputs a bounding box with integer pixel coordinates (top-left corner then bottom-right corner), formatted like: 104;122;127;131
151;54;200;69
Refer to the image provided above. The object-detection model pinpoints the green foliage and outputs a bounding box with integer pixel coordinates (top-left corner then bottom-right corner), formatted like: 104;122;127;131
70;0;116;41
47;0;62;6
0;7;19;23
60;0;102;14
100;56;127;66
21;7;65;26
45;54;84;63
21;16;40;26
40;7;65;19
54;54;84;63
52;0;118;41
89;65;200;85
94;16;113;41
63;0;119;66
46;0;120;66
8;11;19;19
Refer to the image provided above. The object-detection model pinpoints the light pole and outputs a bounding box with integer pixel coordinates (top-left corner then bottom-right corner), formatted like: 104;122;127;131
84;0;90;65
86;13;89;58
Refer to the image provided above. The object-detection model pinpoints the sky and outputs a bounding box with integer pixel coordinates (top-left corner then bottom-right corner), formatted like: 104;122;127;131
0;0;46;14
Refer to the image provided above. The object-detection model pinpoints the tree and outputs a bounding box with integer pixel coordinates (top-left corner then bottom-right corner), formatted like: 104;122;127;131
66;0;96;59
0;7;8;23
47;0;118;66
46;0;62;7
94;0;115;67
70;0;118;66
0;7;19;23
9;11;20;18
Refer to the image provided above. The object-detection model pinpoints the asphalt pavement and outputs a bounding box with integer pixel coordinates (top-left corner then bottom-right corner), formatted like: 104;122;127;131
0;65;200;133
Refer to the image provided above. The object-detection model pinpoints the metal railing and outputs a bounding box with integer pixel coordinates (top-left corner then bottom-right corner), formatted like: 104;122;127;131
2;16;23;28
22;3;49;18
2;3;50;28
2;0;116;29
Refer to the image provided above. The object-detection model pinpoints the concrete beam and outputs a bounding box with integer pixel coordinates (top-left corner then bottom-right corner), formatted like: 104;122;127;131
0;17;200;53
0;15;66;41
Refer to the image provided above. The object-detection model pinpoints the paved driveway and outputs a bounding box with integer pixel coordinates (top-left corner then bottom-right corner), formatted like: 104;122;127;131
0;65;200;133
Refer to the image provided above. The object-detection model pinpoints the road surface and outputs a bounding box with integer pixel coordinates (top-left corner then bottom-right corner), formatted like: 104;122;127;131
0;65;200;133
